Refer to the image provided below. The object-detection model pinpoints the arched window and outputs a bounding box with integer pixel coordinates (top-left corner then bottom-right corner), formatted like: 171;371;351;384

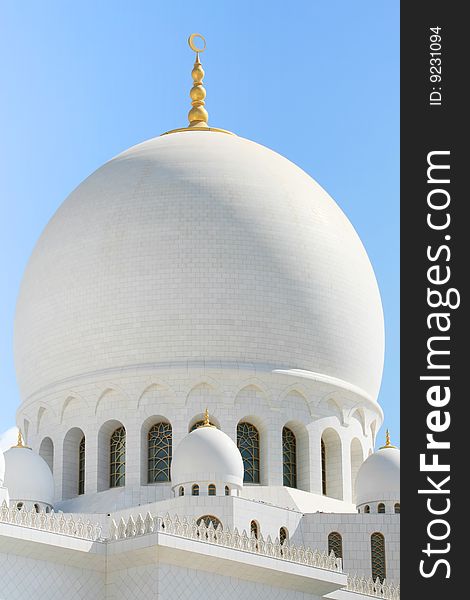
279;527;288;545
16;502;23;511
63;428;85;500
350;438;363;503
34;503;40;514
328;532;343;559
394;503;400;514
321;429;344;500
192;484;199;496
39;437;54;473
364;505;370;513
225;485;230;496
208;484;216;496
250;520;259;539
378;502;385;514
196;515;222;529
282;426;297;488
237;422;260;483
371;532;386;582
110;426;126;488
78;435;85;495
179;486;184;496
148;422;172;483
321;438;327;495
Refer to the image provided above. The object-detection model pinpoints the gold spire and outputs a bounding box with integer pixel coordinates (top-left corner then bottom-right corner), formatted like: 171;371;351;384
200;407;215;428
13;429;28;448
188;34;208;128
379;429;397;449
161;34;233;136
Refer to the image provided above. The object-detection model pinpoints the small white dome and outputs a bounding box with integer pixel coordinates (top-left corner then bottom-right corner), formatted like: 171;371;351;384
355;445;400;507
171;424;244;491
3;446;54;506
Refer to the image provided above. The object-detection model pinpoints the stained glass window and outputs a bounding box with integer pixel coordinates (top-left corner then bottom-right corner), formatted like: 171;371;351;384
208;484;216;496
148;422;172;483
282;426;297;488
328;531;343;559
371;532;386;582
321;438;327;495
78;435;85;495
237;422;260;483
192;484;199;496
110;426;126;488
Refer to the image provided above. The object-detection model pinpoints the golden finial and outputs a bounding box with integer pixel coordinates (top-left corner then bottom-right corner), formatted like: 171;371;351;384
197;407;215;428
161;34;233;136
379;429;397;449
187;34;209;128
13;429;26;448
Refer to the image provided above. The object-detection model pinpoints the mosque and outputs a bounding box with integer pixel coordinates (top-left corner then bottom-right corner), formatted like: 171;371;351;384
0;34;399;600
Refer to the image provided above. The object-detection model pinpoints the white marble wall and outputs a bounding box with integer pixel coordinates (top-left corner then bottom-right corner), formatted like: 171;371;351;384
301;513;400;583
19;366;382;514
0;552;104;600
107;562;324;600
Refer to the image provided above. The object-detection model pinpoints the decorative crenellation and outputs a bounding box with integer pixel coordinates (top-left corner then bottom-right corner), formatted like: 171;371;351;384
109;512;343;572
0;500;102;541
346;574;400;600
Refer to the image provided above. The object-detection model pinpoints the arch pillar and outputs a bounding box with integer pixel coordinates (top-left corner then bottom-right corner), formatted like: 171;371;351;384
85;426;99;494
341;434;353;503
266;424;282;486
307;425;323;495
125;421;141;487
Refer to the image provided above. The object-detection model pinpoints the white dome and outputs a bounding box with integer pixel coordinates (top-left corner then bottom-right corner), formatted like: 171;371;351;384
171;424;244;489
355;446;400;506
14;131;384;402
3;446;54;506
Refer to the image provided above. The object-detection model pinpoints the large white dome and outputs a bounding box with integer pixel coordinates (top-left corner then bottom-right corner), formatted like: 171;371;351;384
171;424;244;490
3;446;55;506
14;131;384;402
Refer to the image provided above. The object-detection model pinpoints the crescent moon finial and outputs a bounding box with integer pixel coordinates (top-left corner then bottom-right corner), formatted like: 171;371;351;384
161;34;233;135
188;33;206;54
187;33;209;128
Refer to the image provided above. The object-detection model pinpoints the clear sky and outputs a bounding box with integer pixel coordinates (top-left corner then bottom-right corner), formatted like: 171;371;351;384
0;1;399;447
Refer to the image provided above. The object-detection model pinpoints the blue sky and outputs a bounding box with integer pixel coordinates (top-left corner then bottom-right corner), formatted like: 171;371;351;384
0;1;399;446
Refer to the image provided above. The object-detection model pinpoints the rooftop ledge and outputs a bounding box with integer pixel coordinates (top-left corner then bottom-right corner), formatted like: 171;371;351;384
1;505;399;599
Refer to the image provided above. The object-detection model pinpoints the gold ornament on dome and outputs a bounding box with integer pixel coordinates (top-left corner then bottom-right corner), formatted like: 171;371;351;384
379;429;397;449
12;429;30;449
162;34;233;136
